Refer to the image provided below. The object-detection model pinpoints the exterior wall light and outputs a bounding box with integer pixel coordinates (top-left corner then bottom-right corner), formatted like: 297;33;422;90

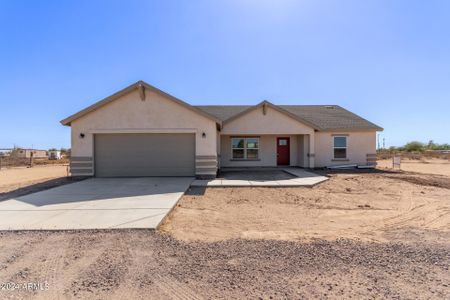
79;133;85;139
202;132;206;138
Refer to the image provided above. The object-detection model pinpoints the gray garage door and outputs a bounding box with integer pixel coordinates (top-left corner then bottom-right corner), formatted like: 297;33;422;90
94;133;195;177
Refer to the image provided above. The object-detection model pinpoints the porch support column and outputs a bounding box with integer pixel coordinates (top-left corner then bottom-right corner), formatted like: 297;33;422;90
308;133;315;168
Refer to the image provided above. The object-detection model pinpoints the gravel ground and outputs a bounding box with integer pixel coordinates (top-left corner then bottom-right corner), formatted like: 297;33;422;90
0;230;448;300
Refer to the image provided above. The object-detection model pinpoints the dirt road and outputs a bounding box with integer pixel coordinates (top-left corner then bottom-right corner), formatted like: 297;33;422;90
0;230;448;300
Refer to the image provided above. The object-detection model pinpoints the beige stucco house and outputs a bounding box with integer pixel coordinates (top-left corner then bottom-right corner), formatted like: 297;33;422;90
16;149;47;159
61;81;382;178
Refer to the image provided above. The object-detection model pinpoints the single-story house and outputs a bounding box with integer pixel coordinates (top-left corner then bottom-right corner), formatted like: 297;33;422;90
16;149;47;159
61;81;382;178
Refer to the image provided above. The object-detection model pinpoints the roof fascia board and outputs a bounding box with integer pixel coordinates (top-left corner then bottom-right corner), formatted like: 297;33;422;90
320;127;384;132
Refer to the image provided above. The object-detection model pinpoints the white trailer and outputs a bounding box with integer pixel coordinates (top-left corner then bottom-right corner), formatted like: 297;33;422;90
48;150;62;160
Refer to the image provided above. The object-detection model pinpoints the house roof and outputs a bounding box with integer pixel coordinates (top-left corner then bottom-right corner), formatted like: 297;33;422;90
195;104;383;131
61;80;382;131
215;100;322;130
60;81;222;126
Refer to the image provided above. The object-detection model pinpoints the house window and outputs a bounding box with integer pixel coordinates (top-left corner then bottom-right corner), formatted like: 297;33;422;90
333;136;347;159
231;137;259;159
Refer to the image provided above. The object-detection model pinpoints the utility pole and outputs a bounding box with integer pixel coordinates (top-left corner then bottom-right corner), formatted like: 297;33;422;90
383;138;385;149
377;134;381;150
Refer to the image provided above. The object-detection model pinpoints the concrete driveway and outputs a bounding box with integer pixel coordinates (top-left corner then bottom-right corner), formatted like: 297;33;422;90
0;177;193;230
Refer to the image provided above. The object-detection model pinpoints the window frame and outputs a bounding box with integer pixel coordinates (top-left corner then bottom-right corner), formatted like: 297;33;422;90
231;137;260;160
333;136;348;159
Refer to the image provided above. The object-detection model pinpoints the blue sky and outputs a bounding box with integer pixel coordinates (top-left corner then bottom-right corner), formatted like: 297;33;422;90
1;0;449;149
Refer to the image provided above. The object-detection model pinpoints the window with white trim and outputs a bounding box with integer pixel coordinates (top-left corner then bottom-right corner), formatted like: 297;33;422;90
333;136;347;159
231;137;259;159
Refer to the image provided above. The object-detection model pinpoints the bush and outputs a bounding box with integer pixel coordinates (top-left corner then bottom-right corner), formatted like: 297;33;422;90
404;141;425;152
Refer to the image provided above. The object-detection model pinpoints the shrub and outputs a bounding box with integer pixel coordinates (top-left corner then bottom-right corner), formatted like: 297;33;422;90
404;141;425;152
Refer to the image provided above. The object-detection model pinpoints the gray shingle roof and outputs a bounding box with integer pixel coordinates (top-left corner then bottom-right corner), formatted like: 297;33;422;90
193;106;252;121
60;80;382;131
194;105;382;131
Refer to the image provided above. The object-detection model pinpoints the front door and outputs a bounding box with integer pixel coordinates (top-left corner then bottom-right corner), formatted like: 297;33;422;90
277;137;290;165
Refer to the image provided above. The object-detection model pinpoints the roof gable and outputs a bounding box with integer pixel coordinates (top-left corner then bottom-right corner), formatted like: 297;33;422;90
61;81;221;126
221;101;320;130
220;101;315;135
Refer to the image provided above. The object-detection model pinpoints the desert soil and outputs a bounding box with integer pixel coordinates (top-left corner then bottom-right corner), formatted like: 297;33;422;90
0;230;448;300
161;171;450;243
0;161;449;299
378;158;450;177
0;165;71;201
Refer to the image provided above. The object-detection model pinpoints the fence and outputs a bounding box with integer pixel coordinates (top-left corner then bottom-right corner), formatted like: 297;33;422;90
377;151;450;160
0;157;32;169
0;156;70;170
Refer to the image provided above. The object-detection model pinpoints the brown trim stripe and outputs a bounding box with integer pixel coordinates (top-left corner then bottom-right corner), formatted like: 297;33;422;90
70;162;93;168
195;167;217;173
70;156;93;161
195;155;217;159
71;169;93;174
196;161;217;167
71;167;93;171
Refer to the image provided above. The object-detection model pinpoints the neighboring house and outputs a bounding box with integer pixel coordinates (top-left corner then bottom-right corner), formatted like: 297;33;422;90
61;81;382;178
16;149;47;158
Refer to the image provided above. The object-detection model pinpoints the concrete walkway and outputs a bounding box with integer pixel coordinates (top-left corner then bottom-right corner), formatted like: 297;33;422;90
0;177;193;230
191;168;328;187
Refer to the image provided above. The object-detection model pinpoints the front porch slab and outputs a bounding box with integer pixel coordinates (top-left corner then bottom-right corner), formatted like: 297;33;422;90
191;168;328;187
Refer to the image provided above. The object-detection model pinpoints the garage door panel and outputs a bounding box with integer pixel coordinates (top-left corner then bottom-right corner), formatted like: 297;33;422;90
94;133;195;177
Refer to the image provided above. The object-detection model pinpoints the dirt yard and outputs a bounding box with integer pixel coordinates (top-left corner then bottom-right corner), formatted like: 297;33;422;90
0;165;71;201
0;163;449;298
378;158;450;176
161;171;450;243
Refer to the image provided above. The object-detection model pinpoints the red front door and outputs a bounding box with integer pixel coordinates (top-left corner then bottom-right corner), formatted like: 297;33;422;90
277;137;290;165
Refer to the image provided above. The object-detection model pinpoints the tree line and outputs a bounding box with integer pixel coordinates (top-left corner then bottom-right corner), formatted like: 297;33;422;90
384;140;450;152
